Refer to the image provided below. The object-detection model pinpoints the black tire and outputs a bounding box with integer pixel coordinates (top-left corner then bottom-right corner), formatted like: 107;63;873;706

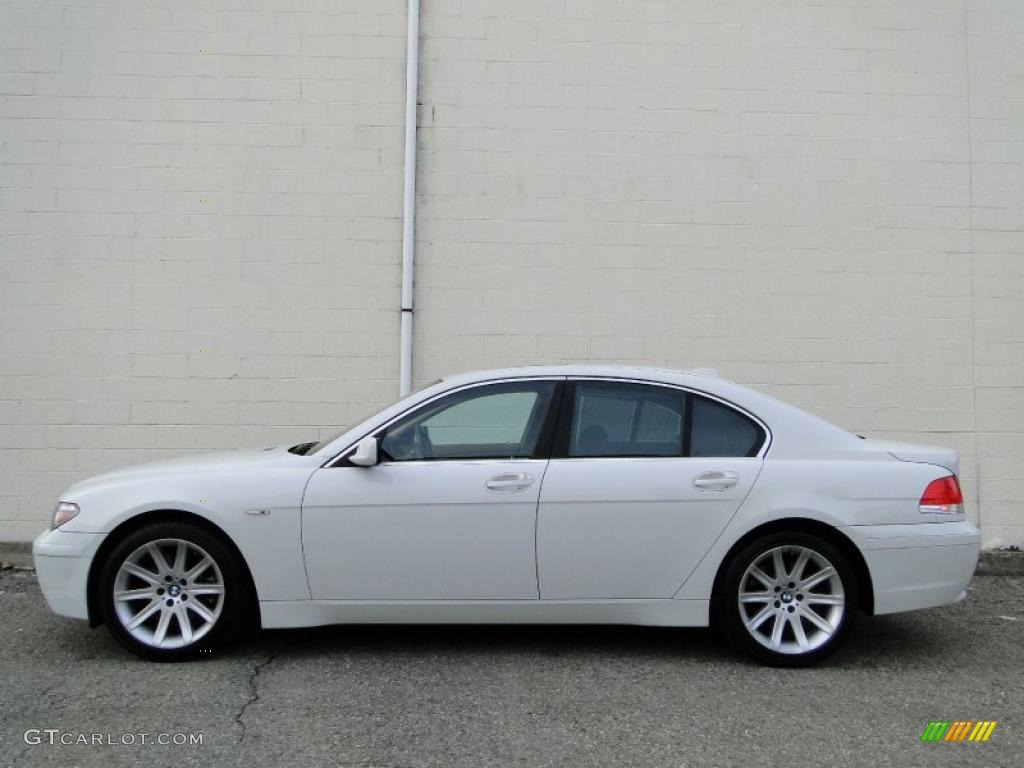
714;531;859;667
97;521;247;661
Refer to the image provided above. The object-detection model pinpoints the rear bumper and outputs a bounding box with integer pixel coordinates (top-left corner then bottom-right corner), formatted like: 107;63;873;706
32;528;106;621
842;521;981;615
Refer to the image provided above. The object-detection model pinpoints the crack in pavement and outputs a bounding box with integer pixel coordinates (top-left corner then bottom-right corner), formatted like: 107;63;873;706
6;746;30;768
234;651;281;745
5;682;63;768
5;736;33;768
5;682;59;723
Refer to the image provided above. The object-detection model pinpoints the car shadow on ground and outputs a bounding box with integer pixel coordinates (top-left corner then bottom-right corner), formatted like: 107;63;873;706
39;606;946;670
223;612;945;670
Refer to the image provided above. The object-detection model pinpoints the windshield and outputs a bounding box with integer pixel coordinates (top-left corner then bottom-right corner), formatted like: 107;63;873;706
304;380;444;455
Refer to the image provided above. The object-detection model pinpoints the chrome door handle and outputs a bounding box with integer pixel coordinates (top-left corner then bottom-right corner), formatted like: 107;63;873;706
485;473;534;493
693;471;740;491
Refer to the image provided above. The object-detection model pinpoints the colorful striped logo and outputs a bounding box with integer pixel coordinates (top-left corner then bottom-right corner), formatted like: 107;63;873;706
921;721;997;742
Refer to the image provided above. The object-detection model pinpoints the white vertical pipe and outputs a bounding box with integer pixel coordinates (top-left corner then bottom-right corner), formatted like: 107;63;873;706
399;0;421;397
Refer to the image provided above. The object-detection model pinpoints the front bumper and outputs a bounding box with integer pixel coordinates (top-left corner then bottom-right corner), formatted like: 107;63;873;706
842;521;981;615
32;528;106;621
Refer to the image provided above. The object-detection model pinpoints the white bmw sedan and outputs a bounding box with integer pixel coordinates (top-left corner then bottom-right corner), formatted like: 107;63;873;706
34;366;980;666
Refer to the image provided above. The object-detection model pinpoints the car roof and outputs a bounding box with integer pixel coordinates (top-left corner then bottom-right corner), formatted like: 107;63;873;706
314;365;859;461
439;365;723;386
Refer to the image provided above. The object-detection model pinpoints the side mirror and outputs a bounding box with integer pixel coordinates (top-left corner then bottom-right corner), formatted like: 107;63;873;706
348;436;379;467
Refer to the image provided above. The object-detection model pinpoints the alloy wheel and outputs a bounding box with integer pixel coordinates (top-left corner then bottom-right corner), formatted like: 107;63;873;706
736;545;845;655
112;538;225;650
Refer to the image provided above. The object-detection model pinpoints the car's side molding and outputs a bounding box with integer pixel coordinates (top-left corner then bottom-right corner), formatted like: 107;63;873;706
259;597;711;630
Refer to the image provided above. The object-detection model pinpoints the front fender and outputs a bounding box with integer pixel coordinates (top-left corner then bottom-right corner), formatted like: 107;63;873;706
60;466;314;602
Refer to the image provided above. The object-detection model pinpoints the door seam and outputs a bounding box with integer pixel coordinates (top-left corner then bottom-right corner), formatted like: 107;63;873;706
533;458;554;599
670;461;767;599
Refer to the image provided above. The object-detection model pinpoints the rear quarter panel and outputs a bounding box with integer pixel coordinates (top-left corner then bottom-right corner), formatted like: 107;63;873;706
674;457;953;599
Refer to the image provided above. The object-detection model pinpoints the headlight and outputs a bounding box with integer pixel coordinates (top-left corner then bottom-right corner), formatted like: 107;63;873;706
51;501;80;529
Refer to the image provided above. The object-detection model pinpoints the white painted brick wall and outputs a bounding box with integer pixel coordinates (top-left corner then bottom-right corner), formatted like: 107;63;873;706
0;0;408;540
1;0;1022;546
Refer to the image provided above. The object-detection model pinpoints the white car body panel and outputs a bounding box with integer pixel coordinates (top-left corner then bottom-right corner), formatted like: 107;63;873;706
855;438;959;475
32;529;105;620
537;457;762;599
301;459;546;600
51;447;318;601
672;459;973;601
259;598;708;629
842;522;979;614
31;365;981;634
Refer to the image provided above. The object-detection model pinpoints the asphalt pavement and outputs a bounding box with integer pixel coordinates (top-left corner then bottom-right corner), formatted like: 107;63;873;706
1;563;1021;768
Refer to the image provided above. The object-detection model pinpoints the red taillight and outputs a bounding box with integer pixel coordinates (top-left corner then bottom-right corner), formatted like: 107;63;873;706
919;475;963;515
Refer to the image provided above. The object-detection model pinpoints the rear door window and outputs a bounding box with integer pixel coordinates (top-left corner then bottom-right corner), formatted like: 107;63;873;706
567;381;685;458
560;381;766;459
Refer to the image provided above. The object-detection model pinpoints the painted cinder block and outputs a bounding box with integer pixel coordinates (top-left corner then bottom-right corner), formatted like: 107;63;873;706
0;0;1022;547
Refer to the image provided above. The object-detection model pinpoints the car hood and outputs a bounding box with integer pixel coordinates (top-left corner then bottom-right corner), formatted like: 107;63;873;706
62;446;310;497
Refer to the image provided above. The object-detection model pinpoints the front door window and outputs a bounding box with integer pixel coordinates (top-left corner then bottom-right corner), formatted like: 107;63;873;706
380;380;557;461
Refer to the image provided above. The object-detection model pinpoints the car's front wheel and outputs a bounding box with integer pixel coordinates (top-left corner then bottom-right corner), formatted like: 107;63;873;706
716;532;858;667
98;522;245;660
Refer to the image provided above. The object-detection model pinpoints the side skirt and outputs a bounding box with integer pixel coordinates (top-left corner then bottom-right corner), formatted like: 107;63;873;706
260;598;710;629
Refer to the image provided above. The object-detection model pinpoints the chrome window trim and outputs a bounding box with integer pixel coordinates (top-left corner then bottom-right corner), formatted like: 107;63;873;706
324;373;772;466
323;376;566;467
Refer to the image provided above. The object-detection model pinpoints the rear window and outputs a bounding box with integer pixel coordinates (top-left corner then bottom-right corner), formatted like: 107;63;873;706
689;395;764;458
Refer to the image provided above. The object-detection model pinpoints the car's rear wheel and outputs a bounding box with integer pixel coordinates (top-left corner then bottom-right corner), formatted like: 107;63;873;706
98;522;245;661
716;531;858;667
